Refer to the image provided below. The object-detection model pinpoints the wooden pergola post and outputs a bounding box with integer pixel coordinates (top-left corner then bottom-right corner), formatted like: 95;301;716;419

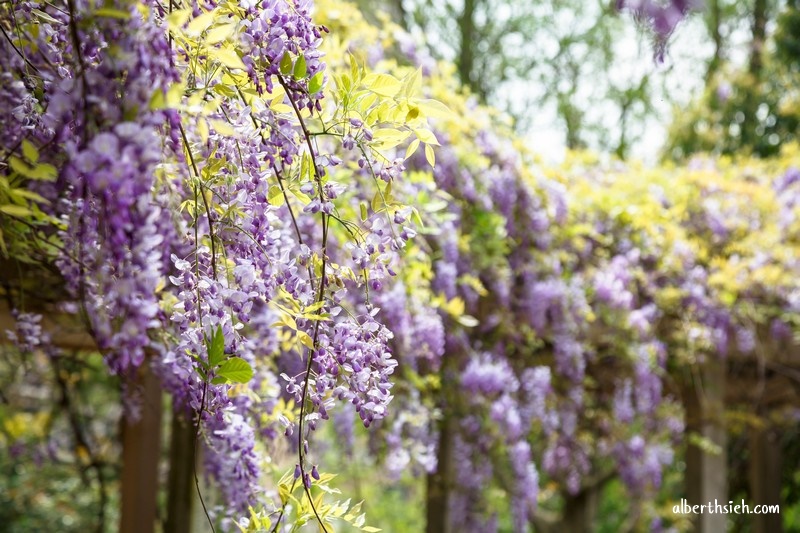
683;357;728;533
425;386;455;533
749;421;783;533
120;363;163;533
166;410;197;533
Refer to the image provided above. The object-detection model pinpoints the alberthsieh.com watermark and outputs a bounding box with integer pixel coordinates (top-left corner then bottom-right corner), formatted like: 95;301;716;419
673;499;780;515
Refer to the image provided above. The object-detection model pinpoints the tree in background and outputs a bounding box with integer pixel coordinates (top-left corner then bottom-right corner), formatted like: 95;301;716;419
666;0;800;159
388;0;665;158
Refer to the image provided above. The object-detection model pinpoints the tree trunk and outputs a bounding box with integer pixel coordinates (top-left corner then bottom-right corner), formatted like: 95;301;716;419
705;0;723;83
749;0;768;78
457;0;478;96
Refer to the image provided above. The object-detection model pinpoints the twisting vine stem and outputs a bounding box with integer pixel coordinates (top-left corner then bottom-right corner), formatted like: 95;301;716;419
269;72;331;533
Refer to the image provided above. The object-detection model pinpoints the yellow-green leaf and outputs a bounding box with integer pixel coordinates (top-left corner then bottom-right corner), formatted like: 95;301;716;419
270;102;294;114
0;204;33;217
279;482;290;505
297;330;314;350
166;83;185;107
362;73;402;98
166;8;193;31
197;118;209;143
8;157;30;177
209;119;235;136
268;185;285;207
94;7;130;19
416;98;452;119
405;138;420;160
186;9;217;35
21;140;38;163
414;128;439;146
11;189;48;204
210;47;247;70
206;23;237;44
425;143;436;168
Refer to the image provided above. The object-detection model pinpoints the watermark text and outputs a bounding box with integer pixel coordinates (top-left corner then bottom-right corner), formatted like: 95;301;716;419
673;499;779;515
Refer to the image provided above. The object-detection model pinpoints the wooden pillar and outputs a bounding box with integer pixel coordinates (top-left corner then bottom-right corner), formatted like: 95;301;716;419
120;364;163;533
166;411;197;533
562;486;600;533
426;405;454;533
683;357;727;533
749;423;783;533
426;343;459;533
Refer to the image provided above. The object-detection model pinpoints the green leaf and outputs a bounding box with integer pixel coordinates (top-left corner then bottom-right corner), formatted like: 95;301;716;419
207;325;225;367
29;163;57;181
217;357;254;384
0;205;33;217
94;7;130;19
21;140;38;163
31;8;60;24
12;189;48;204
308;72;324;94
360;201;368;221
293;54;307;80
8;157;30;177
280;52;293;76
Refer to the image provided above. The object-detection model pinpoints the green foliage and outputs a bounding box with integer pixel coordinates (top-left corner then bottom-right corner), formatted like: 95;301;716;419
0;139;60;259
0;348;121;532
775;0;800;74
666;1;800;160
239;468;383;532
665;65;800;160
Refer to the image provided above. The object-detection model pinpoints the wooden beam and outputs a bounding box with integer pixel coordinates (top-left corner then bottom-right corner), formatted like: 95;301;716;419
0;300;95;351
